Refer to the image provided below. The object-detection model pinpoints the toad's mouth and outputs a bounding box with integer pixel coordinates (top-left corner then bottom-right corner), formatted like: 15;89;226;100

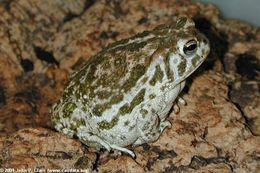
185;58;205;78
164;59;204;93
173;57;206;86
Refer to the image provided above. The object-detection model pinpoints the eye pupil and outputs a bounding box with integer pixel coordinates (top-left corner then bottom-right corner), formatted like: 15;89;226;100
183;40;197;55
186;44;196;51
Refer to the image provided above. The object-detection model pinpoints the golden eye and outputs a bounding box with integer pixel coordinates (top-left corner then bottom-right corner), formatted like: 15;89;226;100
183;39;197;55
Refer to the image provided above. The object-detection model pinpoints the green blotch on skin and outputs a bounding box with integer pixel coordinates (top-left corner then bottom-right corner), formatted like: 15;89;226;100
70;119;86;130
62;102;76;118
122;64;146;92
140;109;148;118
176;17;187;29
77;119;86;126
135;30;150;38
113;54;127;70
79;55;105;84
98;116;119;130
88;90;95;99
51;112;60;124
93;54;127;89
124;121;130;126
202;48;207;57
165;51;174;81
119;103;131;115
149;93;156;99
119;89;146;115
92;105;104;117
142;76;148;83
192;55;200;66
129;125;135;131
102;61;111;69
63;87;74;100
93;94;124;116
160;85;167;91
158;37;175;49
177;31;190;39
149;65;164;86
178;58;187;77
81;106;89;113
67;53;111;98
96;90;111;100
127;42;147;52
114;57;124;67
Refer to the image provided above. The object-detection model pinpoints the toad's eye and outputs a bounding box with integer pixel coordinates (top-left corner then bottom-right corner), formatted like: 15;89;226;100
183;39;197;55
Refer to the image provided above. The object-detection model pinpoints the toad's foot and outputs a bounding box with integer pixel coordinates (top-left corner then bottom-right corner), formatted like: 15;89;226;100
178;96;186;105
110;144;136;158
160;120;171;132
79;132;112;152
133;120;171;147
79;132;136;158
173;96;186;113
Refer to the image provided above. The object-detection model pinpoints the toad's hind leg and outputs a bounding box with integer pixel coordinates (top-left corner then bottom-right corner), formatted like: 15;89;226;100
109;144;136;158
77;128;135;157
77;131;112;151
134;113;171;146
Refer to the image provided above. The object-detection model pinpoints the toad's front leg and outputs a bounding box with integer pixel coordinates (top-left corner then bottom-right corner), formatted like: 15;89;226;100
173;96;187;113
172;80;187;113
